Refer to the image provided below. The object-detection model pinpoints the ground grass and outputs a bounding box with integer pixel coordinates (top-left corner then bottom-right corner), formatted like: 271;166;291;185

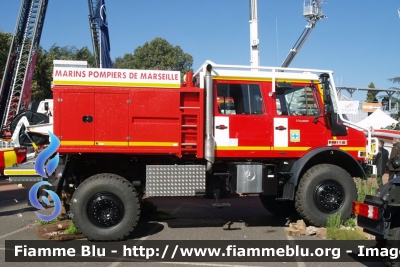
64;221;80;235
325;213;366;240
36;218;60;226
355;178;379;203
326;228;366;240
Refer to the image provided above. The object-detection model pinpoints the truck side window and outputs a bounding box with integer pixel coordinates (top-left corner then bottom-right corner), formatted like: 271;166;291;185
217;83;264;115
276;85;320;116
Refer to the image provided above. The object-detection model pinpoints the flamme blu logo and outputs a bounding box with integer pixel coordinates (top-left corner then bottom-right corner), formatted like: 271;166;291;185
28;131;62;221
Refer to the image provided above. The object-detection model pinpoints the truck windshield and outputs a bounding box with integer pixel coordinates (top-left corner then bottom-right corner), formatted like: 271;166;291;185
276;85;321;116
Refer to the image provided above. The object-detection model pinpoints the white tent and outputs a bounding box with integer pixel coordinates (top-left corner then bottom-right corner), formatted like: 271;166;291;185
356;108;397;129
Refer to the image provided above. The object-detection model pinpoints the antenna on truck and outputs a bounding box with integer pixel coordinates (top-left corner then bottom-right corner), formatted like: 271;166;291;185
249;0;260;68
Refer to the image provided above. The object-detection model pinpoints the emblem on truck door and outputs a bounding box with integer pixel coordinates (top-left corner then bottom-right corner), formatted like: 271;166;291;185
290;130;301;142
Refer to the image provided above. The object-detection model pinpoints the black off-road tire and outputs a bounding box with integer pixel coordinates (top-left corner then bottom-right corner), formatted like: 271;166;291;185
295;164;357;227
259;195;296;217
70;173;140;241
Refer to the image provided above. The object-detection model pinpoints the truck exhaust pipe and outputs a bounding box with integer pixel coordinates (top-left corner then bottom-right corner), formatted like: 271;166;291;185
204;64;215;172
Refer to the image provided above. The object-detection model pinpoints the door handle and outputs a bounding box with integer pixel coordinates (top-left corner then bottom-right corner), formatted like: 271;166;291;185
82;116;93;123
275;126;286;131
216;125;228;130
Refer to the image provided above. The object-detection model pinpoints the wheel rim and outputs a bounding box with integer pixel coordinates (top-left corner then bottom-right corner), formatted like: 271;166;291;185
313;180;344;213
87;192;124;228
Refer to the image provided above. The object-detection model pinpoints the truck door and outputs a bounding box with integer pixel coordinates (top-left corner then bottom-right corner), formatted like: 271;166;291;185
95;93;129;146
214;81;271;158
57;92;95;146
273;83;326;157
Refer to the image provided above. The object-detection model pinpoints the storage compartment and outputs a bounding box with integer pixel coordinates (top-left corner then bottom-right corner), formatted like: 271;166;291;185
230;163;263;194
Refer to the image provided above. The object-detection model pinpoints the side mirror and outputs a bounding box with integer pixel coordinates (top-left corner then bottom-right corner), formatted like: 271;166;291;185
44;102;49;111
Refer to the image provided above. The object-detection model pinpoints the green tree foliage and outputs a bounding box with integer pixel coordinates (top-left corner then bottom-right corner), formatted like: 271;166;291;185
31;45;96;101
365;82;378;103
388;77;400;119
365;82;379;116
76;47;96;67
114;37;193;77
32;45;96;101
0;31;13;84
389;77;400;85
31;46;53;101
366;82;378;103
1;32;97;102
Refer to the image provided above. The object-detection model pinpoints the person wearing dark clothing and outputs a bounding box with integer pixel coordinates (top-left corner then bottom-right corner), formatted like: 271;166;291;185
388;138;400;181
396;118;400;130
373;140;389;187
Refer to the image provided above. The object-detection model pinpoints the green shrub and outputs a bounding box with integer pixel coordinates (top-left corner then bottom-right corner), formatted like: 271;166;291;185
343;216;356;228
65;221;80;235
326;213;342;229
327;228;366;240
356;178;378;203
36;218;60;226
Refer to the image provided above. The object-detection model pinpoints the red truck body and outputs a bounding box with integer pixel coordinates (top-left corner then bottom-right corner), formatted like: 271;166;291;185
52;66;366;161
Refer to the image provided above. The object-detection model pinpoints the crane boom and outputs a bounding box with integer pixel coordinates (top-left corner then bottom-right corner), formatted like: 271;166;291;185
0;0;49;135
281;0;326;68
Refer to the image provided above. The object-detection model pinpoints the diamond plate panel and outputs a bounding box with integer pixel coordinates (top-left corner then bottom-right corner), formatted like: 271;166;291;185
236;164;263;193
146;165;206;197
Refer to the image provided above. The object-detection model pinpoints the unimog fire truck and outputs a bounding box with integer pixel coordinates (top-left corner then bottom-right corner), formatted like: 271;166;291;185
5;60;377;241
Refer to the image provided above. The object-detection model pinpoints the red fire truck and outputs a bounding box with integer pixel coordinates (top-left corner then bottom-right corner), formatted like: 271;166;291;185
6;60;376;241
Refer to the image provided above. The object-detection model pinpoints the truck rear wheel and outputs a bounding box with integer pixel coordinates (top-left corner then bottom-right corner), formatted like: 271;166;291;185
259;195;296;217
70;173;140;241
295;164;357;227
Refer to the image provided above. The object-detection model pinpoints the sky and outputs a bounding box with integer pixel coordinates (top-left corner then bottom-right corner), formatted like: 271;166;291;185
1;0;400;102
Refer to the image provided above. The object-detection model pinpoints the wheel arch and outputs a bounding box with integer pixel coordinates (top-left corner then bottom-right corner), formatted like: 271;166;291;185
283;147;366;200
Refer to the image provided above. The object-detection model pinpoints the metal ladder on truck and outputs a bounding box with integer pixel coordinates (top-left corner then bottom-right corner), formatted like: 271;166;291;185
0;0;49;137
88;0;101;68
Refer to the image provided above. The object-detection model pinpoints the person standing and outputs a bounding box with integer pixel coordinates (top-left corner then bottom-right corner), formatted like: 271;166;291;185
396;118;400;130
373;140;389;187
388;138;400;181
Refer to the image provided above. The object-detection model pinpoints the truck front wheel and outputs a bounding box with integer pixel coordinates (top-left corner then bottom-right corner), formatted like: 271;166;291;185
295;164;357;227
70;173;140;241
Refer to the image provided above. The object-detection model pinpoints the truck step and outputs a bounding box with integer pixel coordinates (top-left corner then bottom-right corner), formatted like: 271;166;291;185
212;202;231;208
8;176;43;182
275;197;291;201
213;173;231;176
